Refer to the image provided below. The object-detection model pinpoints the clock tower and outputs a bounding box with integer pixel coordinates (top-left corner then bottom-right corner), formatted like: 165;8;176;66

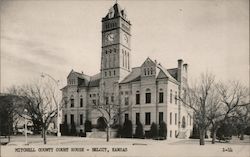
99;3;131;111
101;3;131;83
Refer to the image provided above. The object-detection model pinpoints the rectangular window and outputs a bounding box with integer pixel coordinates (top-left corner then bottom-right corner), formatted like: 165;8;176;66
80;114;83;125
80;98;83;107
92;99;96;105
170;112;172;125
170;90;172;104
136;94;140;104
190;116;192;126
125;113;129;121
64;115;67;123
136;113;140;124
145;93;151;104
70;114;74;125
125;97;129;105
70;98;74;107
111;96;114;102
170;130;172;138
159;112;163;124
175;113;177;125
184;89;187;101
105;97;109;105
145;112;151;125
175;91;177;104
159;92;164;103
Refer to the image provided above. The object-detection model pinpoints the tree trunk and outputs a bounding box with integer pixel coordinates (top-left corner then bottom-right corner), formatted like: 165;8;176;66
240;130;244;140
106;125;110;142
43;128;47;144
199;128;205;145
212;128;217;144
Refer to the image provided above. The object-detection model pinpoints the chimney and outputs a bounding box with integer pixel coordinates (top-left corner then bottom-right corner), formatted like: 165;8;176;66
183;63;188;72
178;59;183;69
177;59;183;82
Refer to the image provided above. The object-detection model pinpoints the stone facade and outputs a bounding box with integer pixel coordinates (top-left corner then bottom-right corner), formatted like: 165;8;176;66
61;3;193;138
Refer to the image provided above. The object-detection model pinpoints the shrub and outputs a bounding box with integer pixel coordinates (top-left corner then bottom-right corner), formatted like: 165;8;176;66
245;126;250;135
216;123;233;141
60;121;69;136
134;121;144;138
79;129;86;137
159;121;167;139
97;117;107;131
150;122;158;138
70;122;77;136
84;120;92;132
190;125;199;139
122;120;133;138
116;125;123;138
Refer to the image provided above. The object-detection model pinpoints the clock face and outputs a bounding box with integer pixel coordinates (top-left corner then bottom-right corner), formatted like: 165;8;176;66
106;33;114;42
123;34;128;43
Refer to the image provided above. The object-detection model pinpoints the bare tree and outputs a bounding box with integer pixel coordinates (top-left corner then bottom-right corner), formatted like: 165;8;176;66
180;72;215;145
90;91;131;142
10;79;61;144
234;105;250;140
214;81;249;141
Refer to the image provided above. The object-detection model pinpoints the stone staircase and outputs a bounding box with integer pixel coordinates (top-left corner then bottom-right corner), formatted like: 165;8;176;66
87;131;107;138
177;130;188;139
86;129;117;138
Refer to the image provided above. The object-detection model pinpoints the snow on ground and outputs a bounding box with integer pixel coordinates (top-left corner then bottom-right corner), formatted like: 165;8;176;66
1;135;249;157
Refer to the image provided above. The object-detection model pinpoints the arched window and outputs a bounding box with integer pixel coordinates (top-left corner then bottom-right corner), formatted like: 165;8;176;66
70;95;74;108
128;53;130;69
182;116;186;128
124;51;127;68
106;54;109;68
136;90;140;105
159;89;164;103
122;50;125;67
109;52;112;67
170;89;173;103
145;88;151;104
175;91;177;104
113;54;115;67
80;95;83;107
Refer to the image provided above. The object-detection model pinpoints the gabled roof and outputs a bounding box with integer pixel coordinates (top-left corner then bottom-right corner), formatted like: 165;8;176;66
120;57;179;84
157;65;179;84
167;68;178;80
67;69;90;81
89;73;101;87
120;67;141;84
141;57;156;67
102;3;130;23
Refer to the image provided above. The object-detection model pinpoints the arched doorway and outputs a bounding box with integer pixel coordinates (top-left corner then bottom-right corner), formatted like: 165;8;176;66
97;117;107;131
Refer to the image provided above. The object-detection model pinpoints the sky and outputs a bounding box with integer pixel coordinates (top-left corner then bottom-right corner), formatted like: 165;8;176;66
0;0;249;91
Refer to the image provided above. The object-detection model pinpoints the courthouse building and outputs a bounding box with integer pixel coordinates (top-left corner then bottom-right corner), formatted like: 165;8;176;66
61;3;193;138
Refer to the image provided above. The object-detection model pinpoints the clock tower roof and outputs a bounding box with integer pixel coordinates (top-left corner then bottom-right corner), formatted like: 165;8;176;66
102;3;130;23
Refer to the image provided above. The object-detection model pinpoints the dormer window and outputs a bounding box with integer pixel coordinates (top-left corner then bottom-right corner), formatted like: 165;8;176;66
108;8;114;18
